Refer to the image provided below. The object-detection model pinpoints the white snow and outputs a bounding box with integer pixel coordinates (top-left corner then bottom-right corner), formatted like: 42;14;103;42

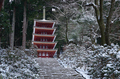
106;64;112;67
9;0;13;2
117;51;120;58
58;59;91;79
52;8;56;12
76;67;90;79
58;43;120;79
0;48;40;78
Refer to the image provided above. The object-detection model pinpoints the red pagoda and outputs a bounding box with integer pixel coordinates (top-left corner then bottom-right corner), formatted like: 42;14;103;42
32;7;57;58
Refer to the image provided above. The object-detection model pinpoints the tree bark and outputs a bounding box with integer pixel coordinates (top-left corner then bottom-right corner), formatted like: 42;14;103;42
2;0;4;9
98;20;106;45
96;0;105;45
57;46;60;58
10;7;16;50
65;17;69;44
22;0;27;50
0;37;1;47
105;0;115;45
0;0;3;11
94;0;99;21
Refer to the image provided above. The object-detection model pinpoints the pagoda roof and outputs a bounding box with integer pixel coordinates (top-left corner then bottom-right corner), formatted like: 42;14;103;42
34;19;56;23
37;49;57;52
33;34;56;37
33;26;56;30
32;41;57;44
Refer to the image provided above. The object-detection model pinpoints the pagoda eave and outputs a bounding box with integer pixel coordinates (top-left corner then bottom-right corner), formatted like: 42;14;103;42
34;19;56;23
32;41;57;44
37;49;57;52
33;26;56;30
33;34;56;37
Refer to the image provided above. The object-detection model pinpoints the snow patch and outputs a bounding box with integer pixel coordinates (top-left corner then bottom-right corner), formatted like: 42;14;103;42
76;67;90;79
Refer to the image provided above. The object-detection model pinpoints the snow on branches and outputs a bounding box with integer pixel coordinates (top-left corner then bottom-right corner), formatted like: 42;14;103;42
0;48;40;79
59;43;120;79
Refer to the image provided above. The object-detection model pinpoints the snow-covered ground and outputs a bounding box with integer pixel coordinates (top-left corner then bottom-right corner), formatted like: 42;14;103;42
0;43;120;79
58;59;91;79
58;43;120;79
76;67;90;79
58;44;91;79
0;48;40;79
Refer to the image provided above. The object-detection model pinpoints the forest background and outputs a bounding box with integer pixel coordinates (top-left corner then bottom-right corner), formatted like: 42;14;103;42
0;0;120;79
0;0;120;51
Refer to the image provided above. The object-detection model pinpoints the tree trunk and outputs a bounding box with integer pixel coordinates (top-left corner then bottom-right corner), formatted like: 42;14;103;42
99;0;106;45
65;17;69;44
98;20;106;45
105;0;115;45
57;46;60;58
10;7;15;50
86;0;115;45
89;0;106;45
0;37;1;47
22;0;27;50
105;18;111;45
0;0;3;11
2;0;4;9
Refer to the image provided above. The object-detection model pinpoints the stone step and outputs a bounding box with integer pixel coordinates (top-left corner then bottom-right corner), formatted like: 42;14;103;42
35;58;85;79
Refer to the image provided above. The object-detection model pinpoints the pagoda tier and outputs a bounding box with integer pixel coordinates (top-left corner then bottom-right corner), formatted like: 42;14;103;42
32;19;57;58
37;49;57;58
32;42;57;49
33;34;56;42
33;27;56;35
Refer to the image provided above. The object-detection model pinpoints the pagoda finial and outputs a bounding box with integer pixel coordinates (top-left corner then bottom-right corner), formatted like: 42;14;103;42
43;6;45;20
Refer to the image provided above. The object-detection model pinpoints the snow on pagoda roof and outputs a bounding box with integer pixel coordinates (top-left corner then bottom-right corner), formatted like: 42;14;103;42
33;33;56;37
37;49;57;52
33;26;56;30
34;19;56;23
32;41;57;44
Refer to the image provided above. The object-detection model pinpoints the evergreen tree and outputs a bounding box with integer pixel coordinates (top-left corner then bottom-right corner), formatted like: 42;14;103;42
0;10;10;47
87;44;120;79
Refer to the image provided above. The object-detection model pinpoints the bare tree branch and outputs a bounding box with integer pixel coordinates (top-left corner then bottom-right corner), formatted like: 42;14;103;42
100;0;103;20
86;2;99;21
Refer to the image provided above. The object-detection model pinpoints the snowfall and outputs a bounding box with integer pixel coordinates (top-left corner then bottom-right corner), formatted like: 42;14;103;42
0;43;120;79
